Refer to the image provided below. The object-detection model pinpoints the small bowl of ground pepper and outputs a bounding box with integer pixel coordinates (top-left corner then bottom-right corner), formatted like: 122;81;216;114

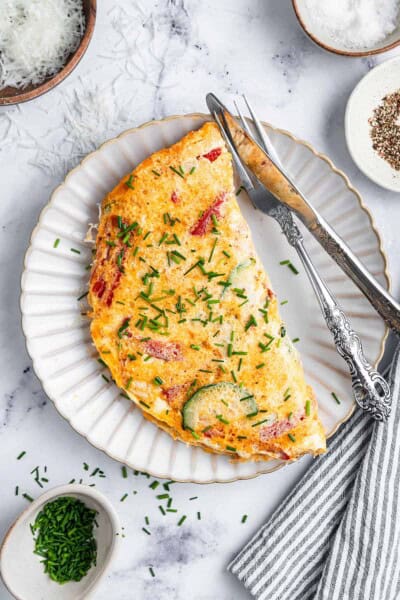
345;56;400;192
0;484;121;600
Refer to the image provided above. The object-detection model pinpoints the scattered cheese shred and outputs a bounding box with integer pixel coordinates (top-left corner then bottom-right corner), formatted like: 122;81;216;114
0;0;85;90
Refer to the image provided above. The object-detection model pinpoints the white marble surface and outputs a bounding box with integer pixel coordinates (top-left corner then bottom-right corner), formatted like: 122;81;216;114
1;1;400;598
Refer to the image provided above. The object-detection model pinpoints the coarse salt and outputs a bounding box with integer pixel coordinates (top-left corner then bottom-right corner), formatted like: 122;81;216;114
0;0;85;90
304;0;400;50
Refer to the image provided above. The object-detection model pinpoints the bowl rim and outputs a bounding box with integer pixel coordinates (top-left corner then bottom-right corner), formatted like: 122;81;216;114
0;0;97;106
345;55;400;192
0;483;120;600
292;0;400;57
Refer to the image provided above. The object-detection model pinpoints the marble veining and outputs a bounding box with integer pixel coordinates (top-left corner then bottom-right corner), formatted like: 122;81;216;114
1;1;400;598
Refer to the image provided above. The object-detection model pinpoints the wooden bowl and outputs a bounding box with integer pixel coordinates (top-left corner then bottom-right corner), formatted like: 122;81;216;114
0;0;96;106
292;0;400;57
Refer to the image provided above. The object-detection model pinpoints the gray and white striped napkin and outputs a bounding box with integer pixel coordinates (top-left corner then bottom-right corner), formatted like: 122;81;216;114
228;347;400;600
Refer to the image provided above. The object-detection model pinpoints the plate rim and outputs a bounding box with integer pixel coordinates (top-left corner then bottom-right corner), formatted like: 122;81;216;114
20;112;390;484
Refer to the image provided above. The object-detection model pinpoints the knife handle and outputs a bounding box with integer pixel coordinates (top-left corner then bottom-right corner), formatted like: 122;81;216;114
294;238;392;421
310;216;400;334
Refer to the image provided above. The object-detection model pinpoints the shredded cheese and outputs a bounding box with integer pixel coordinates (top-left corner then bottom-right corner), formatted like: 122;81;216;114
0;0;85;90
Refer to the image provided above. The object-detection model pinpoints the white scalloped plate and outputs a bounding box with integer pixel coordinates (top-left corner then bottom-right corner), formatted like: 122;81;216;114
20;114;389;483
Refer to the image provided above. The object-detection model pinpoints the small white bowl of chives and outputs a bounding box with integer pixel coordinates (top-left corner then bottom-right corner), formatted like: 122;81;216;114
0;484;121;600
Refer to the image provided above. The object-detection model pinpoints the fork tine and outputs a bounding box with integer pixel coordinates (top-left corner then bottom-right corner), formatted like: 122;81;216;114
242;94;281;166
233;100;253;138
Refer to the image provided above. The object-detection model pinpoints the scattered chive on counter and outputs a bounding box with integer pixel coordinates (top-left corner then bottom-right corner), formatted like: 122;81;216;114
30;496;97;584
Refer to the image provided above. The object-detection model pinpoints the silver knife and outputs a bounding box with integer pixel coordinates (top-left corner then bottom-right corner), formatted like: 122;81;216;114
206;93;400;335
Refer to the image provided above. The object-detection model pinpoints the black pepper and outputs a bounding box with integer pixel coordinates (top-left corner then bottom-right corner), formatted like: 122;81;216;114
369;90;400;171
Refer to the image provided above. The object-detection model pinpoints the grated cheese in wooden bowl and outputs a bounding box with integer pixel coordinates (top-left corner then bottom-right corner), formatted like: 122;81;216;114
0;0;85;90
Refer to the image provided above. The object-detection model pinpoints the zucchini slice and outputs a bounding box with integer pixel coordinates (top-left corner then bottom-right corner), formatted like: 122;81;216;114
182;382;257;432
221;258;255;297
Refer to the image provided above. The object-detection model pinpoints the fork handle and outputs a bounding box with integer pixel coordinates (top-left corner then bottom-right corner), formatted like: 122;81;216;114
295;239;391;421
310;216;400;335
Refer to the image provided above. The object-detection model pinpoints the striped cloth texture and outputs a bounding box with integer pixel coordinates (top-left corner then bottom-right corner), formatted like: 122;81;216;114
228;347;400;600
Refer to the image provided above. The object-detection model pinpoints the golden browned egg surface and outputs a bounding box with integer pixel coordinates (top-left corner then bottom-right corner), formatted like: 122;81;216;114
88;122;326;462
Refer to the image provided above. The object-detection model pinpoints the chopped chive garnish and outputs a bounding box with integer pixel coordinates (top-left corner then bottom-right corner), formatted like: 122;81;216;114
177;515;187;526
159;505;166;515
169;165;185;179
208;239;218;263
332;392;341;405
241;514;248;523
149;480;159;490
189;496;198;501
142;527;151;535
190;344;201;351
125;174;135;189
53;238;60;248
120;493;128;502
189;166;196;175
77;291;88;301
216;414;229;425
222;250;231;258
305;400;311;416
280;259;299;274
226;445;237;452
292;337;300;344
70;248;81;254
281;300;288;305
288;433;296;442
251;418;271;427
197;511;201;520
121;466;128;479
256;363;265;369
244;315;257;331
17;451;26;460
166;508;177;513
152;169;161;177
23;493;33;502
140;401;150;409
157;493;169;500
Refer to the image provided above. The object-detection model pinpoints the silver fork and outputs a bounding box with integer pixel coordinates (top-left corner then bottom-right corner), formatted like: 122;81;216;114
210;94;391;422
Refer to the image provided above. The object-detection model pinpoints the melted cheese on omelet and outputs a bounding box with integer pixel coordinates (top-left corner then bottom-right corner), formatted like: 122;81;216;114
88;122;326;462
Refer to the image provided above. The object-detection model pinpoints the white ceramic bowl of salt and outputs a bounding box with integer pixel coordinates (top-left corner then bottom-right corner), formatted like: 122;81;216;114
292;0;400;56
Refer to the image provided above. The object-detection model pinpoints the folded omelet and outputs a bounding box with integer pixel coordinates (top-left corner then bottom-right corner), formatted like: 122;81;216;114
88;122;326;462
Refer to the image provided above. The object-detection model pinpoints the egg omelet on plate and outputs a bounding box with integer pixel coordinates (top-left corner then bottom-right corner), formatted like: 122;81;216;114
88;122;326;462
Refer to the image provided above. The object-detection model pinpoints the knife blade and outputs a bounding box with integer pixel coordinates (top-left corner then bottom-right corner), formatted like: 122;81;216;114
206;92;400;334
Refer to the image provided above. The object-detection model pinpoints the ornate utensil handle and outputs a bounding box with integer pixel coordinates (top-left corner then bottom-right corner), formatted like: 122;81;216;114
271;205;392;421
310;217;400;335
